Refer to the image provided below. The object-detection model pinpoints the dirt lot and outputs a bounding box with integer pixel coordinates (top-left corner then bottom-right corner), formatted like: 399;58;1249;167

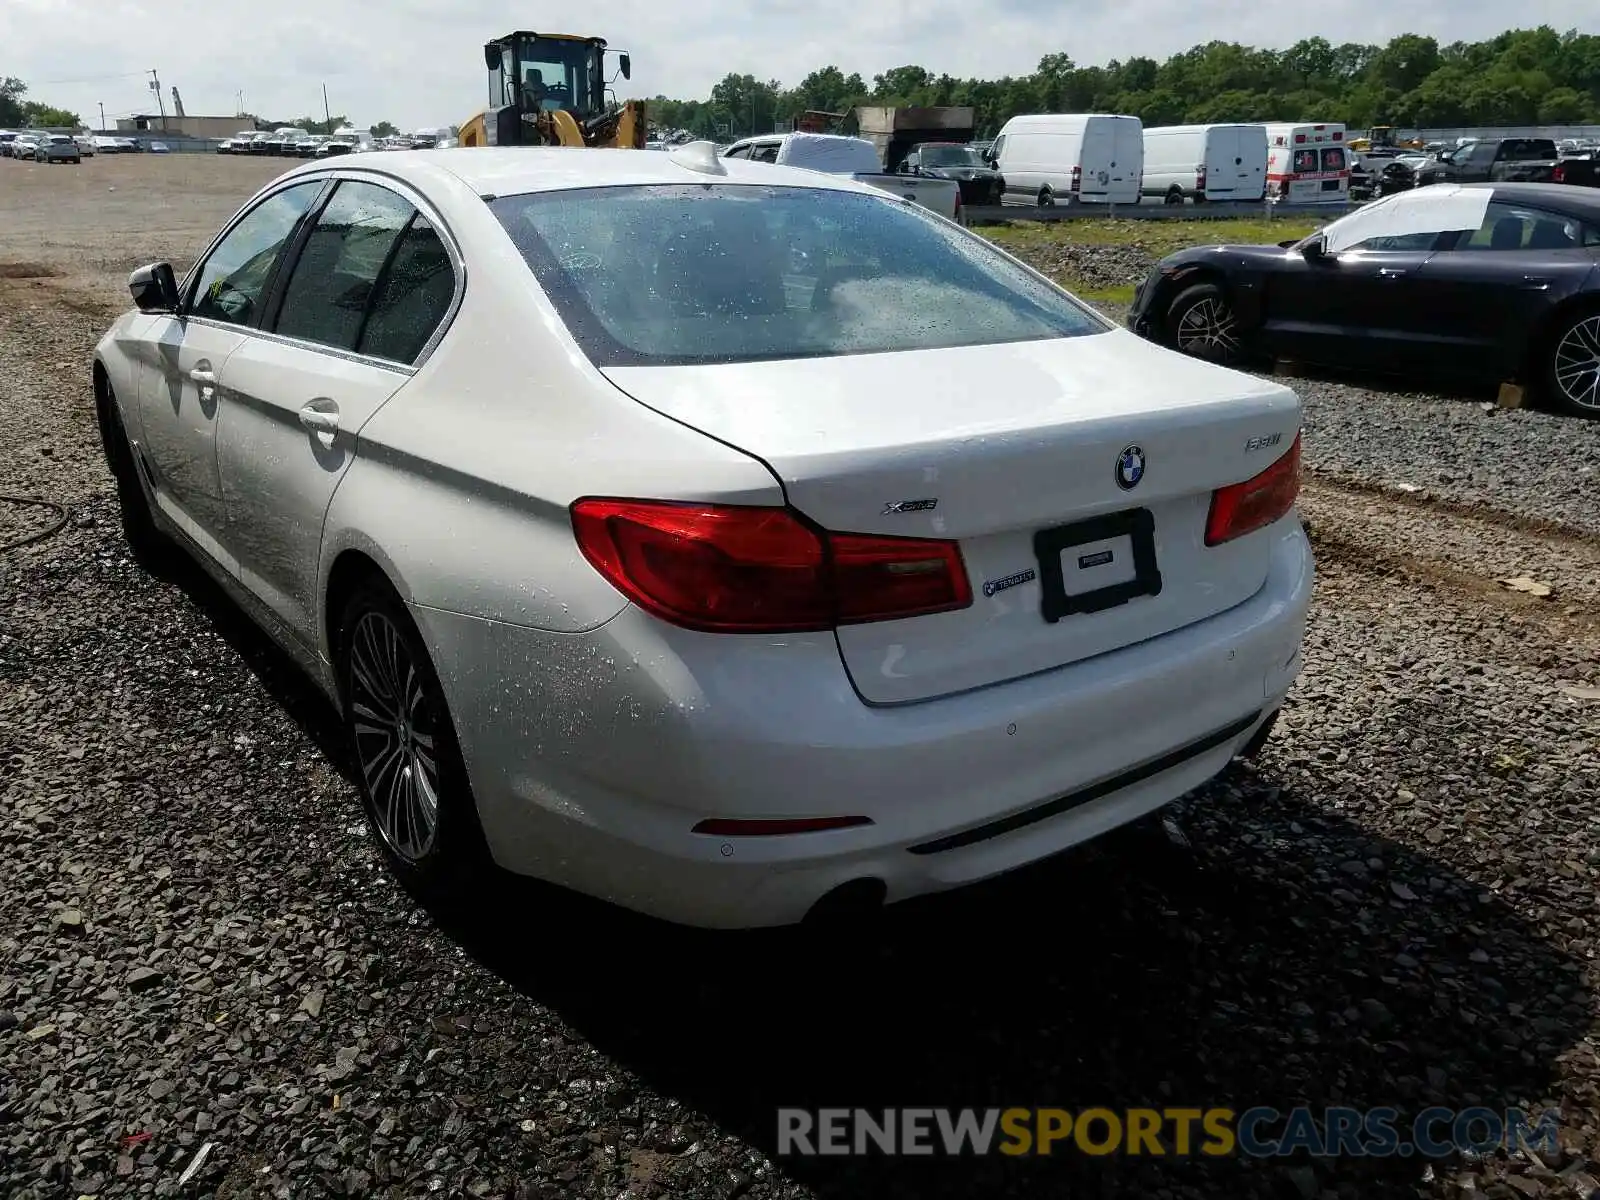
2;152;1600;1200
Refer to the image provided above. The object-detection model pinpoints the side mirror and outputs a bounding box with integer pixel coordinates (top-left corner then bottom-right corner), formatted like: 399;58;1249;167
1300;235;1327;261
128;262;179;312
619;53;631;80
483;43;500;71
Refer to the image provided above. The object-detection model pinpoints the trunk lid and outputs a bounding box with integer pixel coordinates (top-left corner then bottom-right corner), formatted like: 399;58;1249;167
602;330;1301;705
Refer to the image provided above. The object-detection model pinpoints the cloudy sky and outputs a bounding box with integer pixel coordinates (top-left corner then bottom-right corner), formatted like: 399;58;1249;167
3;0;1595;131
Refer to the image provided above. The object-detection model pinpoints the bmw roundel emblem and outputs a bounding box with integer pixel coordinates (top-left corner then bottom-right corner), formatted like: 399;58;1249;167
1116;445;1146;491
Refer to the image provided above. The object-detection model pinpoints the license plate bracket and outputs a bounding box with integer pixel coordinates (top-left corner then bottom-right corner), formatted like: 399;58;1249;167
1033;508;1162;624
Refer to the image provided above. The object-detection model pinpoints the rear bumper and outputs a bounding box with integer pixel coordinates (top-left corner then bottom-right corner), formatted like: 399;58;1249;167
416;520;1313;929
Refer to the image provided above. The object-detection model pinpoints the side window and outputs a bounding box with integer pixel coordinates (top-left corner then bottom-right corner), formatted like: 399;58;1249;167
272;181;415;352
751;143;780;164
1345;231;1440;253
1452;203;1583;252
723;145;751;159
1293;149;1318;174
189;182;323;326
357;215;457;363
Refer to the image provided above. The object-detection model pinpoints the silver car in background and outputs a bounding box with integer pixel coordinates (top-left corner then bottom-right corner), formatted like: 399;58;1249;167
35;134;83;164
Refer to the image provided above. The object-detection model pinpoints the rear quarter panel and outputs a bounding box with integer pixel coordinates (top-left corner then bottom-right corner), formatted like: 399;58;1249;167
317;174;784;654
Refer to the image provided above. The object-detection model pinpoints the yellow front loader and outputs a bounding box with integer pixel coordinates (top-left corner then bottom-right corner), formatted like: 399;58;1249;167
459;31;645;149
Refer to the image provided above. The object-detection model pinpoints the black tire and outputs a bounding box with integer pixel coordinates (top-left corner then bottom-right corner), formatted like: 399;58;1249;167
96;377;178;570
1037;186;1055;208
1164;188;1184;206
1165;281;1243;365
336;579;490;899
1542;306;1600;419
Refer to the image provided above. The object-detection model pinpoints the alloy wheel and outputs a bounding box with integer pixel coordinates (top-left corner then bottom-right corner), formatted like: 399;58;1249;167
348;610;441;863
1175;296;1241;359
1554;315;1600;412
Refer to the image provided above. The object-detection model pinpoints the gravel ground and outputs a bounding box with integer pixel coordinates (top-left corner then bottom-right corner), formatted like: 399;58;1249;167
3;156;1600;1200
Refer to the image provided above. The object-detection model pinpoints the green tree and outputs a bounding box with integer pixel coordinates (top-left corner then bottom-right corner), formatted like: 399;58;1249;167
0;77;25;126
636;26;1600;143
1537;86;1588;122
21;102;81;128
371;121;399;138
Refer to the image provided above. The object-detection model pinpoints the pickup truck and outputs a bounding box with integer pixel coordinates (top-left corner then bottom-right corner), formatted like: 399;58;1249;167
721;132;963;222
1414;138;1567;186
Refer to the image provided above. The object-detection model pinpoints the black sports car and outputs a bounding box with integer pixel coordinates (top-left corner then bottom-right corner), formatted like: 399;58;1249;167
1127;182;1600;418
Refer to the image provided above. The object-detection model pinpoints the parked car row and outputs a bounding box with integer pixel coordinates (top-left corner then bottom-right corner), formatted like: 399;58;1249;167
969;116;1351;208
0;130;90;162
1127;181;1600;419
217;129;451;156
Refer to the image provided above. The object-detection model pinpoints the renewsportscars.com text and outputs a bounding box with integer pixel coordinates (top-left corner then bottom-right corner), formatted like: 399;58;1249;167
776;1106;1560;1158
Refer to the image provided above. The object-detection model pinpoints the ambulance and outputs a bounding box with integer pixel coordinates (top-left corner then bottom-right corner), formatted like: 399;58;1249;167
1263;123;1350;204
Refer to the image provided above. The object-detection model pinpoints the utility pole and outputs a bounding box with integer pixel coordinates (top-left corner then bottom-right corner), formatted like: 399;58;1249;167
148;69;166;131
98;102;105;133
322;83;332;134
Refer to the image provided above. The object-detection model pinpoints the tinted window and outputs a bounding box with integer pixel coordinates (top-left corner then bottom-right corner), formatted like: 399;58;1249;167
723;145;751;159
1456;203;1593;252
491;184;1105;367
357;215;457;363
273;181;414;351
1346;231;1440;252
1293;149;1318;174
1320;147;1346;171
190;182;323;326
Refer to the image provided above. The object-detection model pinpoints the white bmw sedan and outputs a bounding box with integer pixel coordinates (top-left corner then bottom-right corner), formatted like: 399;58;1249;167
93;144;1313;928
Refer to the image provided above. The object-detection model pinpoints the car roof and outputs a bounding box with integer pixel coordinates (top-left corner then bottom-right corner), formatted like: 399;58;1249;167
1481;181;1600;218
281;145;885;200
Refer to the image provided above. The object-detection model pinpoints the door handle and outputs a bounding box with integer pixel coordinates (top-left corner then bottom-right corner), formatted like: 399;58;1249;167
188;367;217;384
298;402;340;436
1377;268;1407;279
1521;275;1552;290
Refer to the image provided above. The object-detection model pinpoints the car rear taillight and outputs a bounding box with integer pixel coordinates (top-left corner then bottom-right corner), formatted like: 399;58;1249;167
1553;163;1566;183
570;499;972;633
1204;433;1302;547
1070;164;1081;192
1196;164;1207;191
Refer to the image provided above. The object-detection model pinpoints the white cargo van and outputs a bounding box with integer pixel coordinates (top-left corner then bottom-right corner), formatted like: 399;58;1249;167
1141;124;1268;204
989;114;1143;206
1262;123;1350;204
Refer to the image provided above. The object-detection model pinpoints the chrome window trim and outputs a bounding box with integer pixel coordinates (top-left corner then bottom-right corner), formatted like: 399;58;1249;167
179;165;467;371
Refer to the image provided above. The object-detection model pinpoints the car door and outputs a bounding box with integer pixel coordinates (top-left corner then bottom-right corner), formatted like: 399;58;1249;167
1411;201;1600;379
134;179;326;565
1258;231;1443;370
215;177;460;648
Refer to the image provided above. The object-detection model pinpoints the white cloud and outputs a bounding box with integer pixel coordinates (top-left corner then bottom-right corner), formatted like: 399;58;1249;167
3;0;1594;131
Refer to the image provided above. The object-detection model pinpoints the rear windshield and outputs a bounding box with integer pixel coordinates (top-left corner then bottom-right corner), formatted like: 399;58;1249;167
489;184;1106;367
1501;138;1557;160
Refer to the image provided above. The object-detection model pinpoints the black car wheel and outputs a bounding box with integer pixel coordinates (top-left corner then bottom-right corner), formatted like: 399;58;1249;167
1037;186;1055;208
1166;282;1242;365
1547;308;1600;418
1164;187;1184;206
96;377;177;570
337;578;489;899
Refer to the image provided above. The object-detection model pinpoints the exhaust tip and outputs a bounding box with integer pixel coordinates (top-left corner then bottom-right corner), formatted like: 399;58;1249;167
802;878;887;927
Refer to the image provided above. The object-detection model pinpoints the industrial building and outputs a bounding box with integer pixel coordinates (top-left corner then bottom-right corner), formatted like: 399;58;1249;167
115;114;240;139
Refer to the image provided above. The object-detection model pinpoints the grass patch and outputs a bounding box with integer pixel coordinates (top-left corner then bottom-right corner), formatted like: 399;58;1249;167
1075;283;1137;306
984;216;1324;258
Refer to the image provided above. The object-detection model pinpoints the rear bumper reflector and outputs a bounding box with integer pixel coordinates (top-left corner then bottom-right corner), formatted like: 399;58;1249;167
906;711;1262;855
